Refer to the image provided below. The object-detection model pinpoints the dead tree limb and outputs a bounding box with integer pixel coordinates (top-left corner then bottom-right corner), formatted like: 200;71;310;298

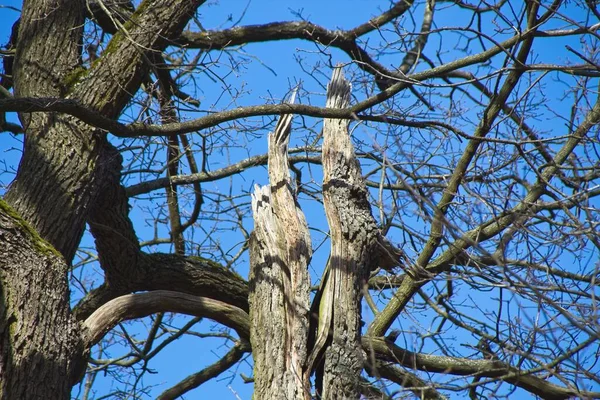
249;91;312;400
308;66;403;399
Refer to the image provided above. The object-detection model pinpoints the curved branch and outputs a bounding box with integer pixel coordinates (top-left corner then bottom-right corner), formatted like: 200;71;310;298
404;0;434;73
83;290;250;348
141;254;251;309
180;5;547;97
180;1;414;48
73;253;249;321
79;287;600;400
180;20;394;81
178;0;414;81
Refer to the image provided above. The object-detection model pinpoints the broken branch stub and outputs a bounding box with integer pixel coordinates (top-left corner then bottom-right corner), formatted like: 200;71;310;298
249;91;312;400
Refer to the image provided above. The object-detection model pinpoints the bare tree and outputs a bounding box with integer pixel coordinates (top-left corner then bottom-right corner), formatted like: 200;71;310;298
1;0;600;399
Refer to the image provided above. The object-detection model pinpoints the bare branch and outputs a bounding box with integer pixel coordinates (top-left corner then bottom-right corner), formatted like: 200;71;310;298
156;341;250;400
363;337;598;400
83;290;250;348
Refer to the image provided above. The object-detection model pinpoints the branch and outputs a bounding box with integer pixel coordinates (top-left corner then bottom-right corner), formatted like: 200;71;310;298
462;255;600;287
369;9;548;336
179;1;413;48
86;0;135;35
365;361;447;400
0;8;534;137
70;0;207;118
126;150;320;196
178;0;414;82
78;287;599;400
363;337;596;400
0;19;538;139
144;253;251;308
156;340;250;400
0;97;358;137
179;3;549;98
73;253;249;321
83;290;250;348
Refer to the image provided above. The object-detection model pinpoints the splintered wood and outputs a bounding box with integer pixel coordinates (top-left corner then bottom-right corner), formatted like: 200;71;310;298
250;67;403;400
250;89;312;400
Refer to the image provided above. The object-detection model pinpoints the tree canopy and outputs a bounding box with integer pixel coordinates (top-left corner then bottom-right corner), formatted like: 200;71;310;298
1;0;600;399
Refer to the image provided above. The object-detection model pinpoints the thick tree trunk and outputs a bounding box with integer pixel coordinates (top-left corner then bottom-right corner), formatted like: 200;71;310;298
249;100;312;399
4;0;90;261
0;2;91;399
0;201;85;399
0;1;207;399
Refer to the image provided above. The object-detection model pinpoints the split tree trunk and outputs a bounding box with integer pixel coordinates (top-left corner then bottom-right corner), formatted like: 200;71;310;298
249;95;312;399
317;67;386;399
250;68;400;399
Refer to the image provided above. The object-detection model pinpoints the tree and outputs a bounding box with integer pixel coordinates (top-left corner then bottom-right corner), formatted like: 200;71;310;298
0;0;599;398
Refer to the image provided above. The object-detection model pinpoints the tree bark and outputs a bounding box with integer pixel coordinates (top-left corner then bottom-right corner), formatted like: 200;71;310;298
316;67;385;399
0;2;93;399
0;1;207;398
4;0;92;261
249;98;312;399
0;201;85;399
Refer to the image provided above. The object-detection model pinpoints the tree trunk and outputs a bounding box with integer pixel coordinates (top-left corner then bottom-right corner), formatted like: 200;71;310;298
249;98;312;399
249;68;400;399
0;201;85;399
4;0;91;261
316;67;386;399
0;1;207;398
0;2;90;398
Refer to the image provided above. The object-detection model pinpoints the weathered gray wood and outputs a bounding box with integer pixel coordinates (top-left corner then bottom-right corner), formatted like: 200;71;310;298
316;66;393;399
249;93;312;400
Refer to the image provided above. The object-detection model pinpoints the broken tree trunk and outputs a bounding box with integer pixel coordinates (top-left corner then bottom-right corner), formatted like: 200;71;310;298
249;92;312;400
308;66;400;399
250;68;403;399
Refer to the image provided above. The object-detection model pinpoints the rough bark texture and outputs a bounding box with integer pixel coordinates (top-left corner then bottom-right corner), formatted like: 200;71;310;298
86;144;142;287
6;0;206;262
0;1;207;398
0;2;92;399
249;104;312;399
4;0;93;261
317;67;382;399
0;201;85;399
